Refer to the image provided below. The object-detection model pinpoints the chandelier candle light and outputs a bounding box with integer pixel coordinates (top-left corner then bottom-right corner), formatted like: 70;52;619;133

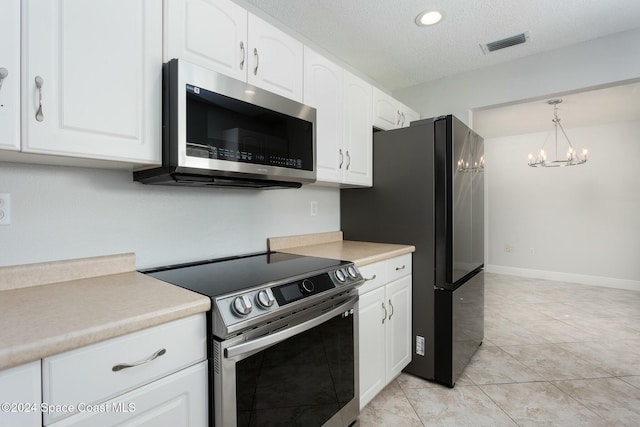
528;99;588;167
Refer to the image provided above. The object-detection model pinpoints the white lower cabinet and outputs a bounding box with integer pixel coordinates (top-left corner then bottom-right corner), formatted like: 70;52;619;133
358;254;412;409
0;360;42;427
41;313;208;427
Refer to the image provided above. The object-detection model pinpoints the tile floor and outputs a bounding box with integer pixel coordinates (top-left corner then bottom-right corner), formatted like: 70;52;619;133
359;273;640;426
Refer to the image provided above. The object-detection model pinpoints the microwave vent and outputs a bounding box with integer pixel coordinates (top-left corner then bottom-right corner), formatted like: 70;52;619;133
481;32;529;54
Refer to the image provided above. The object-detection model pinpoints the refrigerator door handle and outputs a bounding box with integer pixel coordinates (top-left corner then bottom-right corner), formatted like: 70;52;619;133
381;302;387;324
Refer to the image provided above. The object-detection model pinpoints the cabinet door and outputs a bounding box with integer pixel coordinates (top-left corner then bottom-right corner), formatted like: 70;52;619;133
49;361;208;427
22;0;162;164
372;87;399;131
358;286;386;409
303;48;343;184
164;0;248;81
386;275;412;381
403;108;421;127
0;361;42;427
343;70;372;187
0;0;20;151
247;13;303;101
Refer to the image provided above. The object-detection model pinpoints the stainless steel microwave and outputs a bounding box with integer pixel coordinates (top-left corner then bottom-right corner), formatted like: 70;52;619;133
134;59;316;189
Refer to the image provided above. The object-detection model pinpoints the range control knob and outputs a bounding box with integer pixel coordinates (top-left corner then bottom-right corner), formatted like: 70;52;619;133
347;265;358;278
301;279;315;293
232;295;253;316
256;289;275;309
335;269;346;282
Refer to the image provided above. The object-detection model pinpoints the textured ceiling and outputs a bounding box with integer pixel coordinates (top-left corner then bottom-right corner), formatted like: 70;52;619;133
244;0;640;91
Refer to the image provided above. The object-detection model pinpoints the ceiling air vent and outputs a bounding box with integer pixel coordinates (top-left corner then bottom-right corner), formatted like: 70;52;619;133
480;32;529;54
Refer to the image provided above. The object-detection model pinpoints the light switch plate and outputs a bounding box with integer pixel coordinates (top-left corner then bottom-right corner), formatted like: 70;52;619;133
0;193;11;225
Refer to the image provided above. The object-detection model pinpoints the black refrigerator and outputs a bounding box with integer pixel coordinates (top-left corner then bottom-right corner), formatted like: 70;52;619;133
341;115;484;387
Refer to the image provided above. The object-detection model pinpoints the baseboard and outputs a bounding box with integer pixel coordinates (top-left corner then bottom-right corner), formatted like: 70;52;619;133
485;265;640;292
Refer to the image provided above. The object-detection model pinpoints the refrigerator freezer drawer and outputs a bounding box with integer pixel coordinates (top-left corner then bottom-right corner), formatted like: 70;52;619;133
434;271;484;387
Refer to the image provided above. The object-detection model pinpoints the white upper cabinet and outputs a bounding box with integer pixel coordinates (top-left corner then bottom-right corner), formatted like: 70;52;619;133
343;70;372;187
22;0;162;164
303;47;344;183
403;106;421;125
247;13;303;101
372;87;398;130
164;0;303;101
373;86;420;130
0;0;20;151
164;0;248;81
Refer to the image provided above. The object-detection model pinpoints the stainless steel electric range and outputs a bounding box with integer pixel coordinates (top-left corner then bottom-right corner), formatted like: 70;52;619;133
142;252;363;427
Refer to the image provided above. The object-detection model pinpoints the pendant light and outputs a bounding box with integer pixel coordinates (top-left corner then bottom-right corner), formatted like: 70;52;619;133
528;99;588;167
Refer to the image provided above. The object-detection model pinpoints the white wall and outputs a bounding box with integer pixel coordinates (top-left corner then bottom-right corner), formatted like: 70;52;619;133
486;120;640;289
393;28;640;289
0;162;339;269
394;28;640;126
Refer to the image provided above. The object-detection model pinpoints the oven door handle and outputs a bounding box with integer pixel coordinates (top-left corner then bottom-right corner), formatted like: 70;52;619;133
225;296;357;359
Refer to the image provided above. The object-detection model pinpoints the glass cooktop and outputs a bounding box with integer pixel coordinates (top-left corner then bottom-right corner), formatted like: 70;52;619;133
141;252;349;297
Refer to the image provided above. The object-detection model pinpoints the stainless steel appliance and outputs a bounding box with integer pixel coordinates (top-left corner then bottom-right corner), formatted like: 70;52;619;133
341;115;484;387
134;59;317;189
143;252;362;426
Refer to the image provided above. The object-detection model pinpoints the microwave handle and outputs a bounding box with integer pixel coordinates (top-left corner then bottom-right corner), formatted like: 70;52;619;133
225;296;357;359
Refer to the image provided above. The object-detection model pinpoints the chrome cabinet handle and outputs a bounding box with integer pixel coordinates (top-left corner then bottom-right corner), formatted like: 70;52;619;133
364;274;377;281
253;48;259;75
346;150;351;170
339;149;344;169
239;41;245;70
388;298;394;320
401;112;406;126
381;302;387;324
395;265;406;271
396;109;401;126
0;68;8;93
35;76;44;122
112;348;166;372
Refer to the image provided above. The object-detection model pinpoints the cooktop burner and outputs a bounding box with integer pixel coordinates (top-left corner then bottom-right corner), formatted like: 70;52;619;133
142;252;363;339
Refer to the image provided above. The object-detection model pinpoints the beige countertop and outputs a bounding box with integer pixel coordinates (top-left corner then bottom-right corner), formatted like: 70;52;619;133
0;254;210;371
268;231;415;266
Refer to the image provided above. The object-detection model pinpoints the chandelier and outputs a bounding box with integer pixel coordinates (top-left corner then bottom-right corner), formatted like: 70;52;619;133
528;99;588;167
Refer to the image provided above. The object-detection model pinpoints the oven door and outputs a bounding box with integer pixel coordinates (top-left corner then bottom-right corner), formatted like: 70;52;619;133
212;296;359;427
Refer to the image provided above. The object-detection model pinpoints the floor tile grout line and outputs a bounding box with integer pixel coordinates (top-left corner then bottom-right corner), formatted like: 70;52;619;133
546;379;609;424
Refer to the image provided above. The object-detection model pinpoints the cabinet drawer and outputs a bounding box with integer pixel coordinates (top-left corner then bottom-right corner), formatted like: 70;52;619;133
387;253;412;283
357;261;388;295
43;313;206;425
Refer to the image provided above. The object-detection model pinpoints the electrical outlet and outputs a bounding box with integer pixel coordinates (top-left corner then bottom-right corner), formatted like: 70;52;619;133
0;193;11;225
310;201;318;217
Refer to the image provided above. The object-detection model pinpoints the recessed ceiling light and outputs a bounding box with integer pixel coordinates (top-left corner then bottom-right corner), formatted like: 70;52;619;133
415;10;443;26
